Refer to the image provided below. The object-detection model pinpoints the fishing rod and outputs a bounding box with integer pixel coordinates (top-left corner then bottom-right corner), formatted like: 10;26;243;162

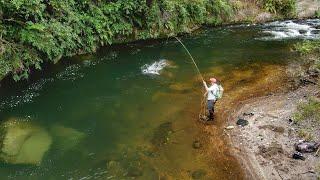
175;37;207;121
174;37;204;82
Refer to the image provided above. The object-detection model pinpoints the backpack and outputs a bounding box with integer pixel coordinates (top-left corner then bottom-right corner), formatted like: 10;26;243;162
215;84;224;100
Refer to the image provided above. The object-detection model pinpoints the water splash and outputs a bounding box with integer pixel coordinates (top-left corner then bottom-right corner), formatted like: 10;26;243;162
258;19;320;40
141;59;168;75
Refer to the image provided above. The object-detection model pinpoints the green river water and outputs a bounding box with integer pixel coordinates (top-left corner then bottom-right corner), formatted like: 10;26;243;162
0;19;319;179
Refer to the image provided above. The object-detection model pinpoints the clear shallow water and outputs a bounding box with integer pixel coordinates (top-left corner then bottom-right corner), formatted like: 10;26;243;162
0;19;319;179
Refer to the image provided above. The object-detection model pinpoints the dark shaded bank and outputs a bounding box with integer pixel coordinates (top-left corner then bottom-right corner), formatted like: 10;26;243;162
0;0;303;81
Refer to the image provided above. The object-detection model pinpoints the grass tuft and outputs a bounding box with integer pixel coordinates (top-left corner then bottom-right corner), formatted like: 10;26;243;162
293;98;320;123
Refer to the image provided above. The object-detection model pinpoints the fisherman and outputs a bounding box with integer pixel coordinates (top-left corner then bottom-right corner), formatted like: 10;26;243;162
202;78;223;121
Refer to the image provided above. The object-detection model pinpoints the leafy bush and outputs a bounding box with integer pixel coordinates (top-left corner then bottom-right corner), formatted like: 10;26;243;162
0;0;233;81
260;0;296;17
294;40;320;55
316;9;320;18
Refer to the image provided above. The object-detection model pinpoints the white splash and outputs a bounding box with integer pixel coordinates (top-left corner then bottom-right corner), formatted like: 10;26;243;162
258;19;320;40
141;59;168;75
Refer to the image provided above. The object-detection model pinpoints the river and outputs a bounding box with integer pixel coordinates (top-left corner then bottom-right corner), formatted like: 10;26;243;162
0;19;319;179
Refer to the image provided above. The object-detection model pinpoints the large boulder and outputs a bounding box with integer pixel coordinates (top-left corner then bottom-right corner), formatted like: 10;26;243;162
50;125;86;152
0;118;52;165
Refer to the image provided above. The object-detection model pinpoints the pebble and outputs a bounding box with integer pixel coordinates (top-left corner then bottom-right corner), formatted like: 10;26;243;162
225;126;235;130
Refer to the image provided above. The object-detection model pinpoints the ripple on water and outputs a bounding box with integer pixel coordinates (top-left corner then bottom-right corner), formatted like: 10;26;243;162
56;64;84;81
0;78;54;110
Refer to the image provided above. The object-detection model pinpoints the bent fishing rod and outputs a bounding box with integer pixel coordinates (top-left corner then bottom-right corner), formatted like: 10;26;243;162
175;37;208;119
174;37;204;82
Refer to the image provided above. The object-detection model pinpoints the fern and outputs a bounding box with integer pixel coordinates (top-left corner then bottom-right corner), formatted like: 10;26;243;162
0;0;236;81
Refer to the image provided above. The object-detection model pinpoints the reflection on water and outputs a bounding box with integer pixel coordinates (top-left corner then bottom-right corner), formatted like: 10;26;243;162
0;19;318;179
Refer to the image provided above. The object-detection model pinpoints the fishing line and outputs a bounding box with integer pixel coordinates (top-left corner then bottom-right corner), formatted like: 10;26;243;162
174;37;204;82
174;37;207;121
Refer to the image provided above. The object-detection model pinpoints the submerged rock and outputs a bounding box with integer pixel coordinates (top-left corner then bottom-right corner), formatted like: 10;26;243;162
151;122;173;147
191;169;207;179
192;140;202;149
50;125;86;152
0;118;52;165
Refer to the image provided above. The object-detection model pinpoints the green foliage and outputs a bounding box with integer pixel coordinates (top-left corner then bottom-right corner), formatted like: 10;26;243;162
260;0;296;17
316;9;320;18
294;40;320;55
0;0;233;81
293;98;320;123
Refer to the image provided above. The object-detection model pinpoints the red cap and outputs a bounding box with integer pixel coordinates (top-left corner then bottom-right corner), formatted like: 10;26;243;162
209;78;216;83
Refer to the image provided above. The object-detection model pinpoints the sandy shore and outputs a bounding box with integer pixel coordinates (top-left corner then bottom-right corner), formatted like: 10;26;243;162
226;84;320;180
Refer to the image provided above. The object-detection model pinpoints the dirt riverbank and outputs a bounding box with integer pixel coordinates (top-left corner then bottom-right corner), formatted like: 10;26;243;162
225;74;320;179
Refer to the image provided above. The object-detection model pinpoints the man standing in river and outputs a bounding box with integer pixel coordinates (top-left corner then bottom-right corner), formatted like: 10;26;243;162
203;78;221;121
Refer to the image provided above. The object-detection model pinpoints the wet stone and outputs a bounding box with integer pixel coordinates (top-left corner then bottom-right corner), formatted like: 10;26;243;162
299;29;308;34
191;169;207;179
292;152;305;160
236;119;249;126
